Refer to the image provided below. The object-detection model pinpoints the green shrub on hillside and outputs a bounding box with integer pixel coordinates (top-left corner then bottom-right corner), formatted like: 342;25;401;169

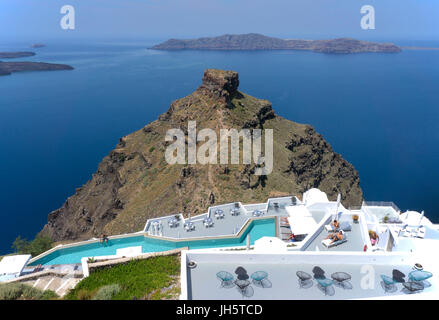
0;283;58;300
0;283;23;300
65;254;180;300
92;284;122;300
11;235;53;257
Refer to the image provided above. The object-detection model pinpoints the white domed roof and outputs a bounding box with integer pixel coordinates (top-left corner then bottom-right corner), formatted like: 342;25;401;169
302;188;329;205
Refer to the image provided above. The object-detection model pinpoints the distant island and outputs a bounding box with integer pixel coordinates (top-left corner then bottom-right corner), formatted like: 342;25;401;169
0;51;73;76
30;43;46;48
151;33;402;54
401;46;439;51
0;62;74;76
0;52;36;59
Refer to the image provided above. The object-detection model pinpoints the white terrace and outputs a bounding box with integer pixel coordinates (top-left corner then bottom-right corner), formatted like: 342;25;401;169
143;196;298;240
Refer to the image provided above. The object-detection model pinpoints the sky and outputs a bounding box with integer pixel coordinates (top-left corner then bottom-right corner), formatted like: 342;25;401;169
1;0;438;41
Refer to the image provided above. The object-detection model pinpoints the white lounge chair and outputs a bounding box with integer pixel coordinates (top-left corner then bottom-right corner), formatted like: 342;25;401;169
325;221;351;232
416;226;426;238
322;233;347;248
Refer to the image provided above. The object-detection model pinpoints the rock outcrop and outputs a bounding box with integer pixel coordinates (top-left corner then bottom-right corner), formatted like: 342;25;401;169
41;69;363;242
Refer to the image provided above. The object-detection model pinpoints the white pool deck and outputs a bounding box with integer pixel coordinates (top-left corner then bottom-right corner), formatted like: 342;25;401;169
143;197;297;240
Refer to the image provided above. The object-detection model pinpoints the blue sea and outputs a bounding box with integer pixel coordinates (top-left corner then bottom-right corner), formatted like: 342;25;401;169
1;39;438;254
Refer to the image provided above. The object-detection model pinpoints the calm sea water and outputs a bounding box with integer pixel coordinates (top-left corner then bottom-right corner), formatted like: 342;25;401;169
0;39;438;254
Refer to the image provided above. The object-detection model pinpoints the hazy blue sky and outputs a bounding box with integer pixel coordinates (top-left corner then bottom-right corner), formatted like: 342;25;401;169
1;0;438;40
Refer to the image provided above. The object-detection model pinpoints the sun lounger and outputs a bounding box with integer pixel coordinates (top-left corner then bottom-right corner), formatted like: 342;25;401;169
325;221;351;232
325;225;334;232
322;234;347;248
415;226;426;239
281;233;292;241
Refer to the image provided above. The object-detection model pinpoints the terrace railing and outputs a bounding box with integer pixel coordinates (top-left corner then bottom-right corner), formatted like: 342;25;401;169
362;201;401;213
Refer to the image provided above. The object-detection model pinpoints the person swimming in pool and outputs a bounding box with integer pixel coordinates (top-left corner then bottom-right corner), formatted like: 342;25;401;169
325;230;344;244
100;234;109;244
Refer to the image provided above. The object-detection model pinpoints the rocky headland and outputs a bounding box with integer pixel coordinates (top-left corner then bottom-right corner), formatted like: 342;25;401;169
41;69;363;242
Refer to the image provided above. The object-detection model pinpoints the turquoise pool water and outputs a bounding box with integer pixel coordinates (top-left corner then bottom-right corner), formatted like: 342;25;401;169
30;218;275;265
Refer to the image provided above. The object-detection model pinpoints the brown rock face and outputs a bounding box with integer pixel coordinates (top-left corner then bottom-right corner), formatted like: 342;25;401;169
198;69;240;107
41;69;363;242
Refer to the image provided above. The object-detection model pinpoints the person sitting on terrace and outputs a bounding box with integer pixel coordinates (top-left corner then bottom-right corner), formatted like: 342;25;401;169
325;230;344;244
369;231;379;246
288;233;296;242
331;220;340;230
100;234;109;244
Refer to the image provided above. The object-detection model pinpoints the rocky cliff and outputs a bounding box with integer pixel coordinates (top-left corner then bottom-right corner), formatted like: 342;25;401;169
41;69;363;242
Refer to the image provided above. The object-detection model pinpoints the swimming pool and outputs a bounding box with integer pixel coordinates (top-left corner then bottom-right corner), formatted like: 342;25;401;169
30;218;275;265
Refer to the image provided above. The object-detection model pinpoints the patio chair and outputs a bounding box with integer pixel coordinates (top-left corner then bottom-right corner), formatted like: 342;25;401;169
392;269;406;283
214;209;225;219
296;271;313;289
168;218;178;228
230;208;240;216
402;281;424;293
380;274;397;293
184;221;195;232
216;271;235;288
235;279;254;298
401;225;413;237
252;210;263;217
322;233;347;248
408;270;432;282
331;272;352;290
203;217;214;228
325;221;352;232
315;278;335;296
251;271;271;288
312;266;326;279
33;264;43;273
415;226;426;239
